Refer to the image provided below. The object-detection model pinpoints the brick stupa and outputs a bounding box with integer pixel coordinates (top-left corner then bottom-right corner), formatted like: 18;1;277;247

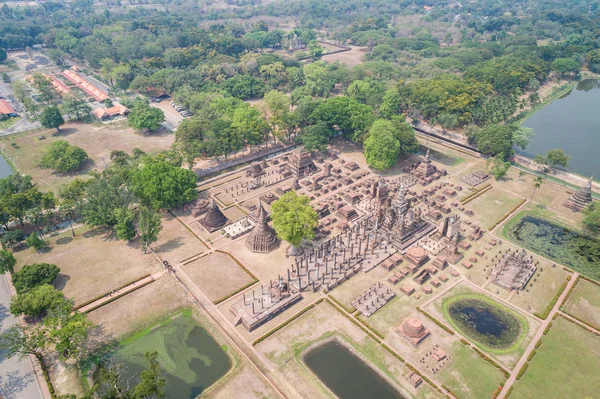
245;201;280;253
200;198;228;232
564;177;594;212
414;149;437;179
397;317;431;347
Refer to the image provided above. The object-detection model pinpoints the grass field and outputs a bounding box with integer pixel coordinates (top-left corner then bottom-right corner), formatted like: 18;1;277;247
562;278;600;330
0;122;174;192
510;316;600;399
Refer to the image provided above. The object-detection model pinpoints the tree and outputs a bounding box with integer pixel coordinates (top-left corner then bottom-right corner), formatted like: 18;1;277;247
40;106;65;132
582;202;600;233
379;87;403;119
307;40;324;60
114;207;137;241
1;230;24;249
0;249;16;274
128;101;165;132
12;263;60;294
62;93;92;121
45;309;92;361
0;48;7;63
474;124;518;160
271;191;318;255
364;120;401;170
513;127;534;152
487;156;511;180
132;161;197;210
138;206;162;253
40;140;89;173
551;58;580;77
300;123;331;152
231;104;269;149
310;96;374;141
25;232;47;251
10;284;68;318
546;149;570;169
83;173;135;228
530;176;544;203
0;323;49;364
132;351;166;399
48;49;65;65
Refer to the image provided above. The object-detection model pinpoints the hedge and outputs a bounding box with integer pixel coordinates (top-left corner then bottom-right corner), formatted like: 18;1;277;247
491;385;503;399
213;279;259;305
354;316;385;339
489;199;526;230
441;384;461;398
461;184;493;205
472;346;510;378
83;279;155;313
535;339;543;349
325;299;381;343
559;313;600;337
460;338;470;346
543;322;553;335
381;343;405;363
252;303;317;346
73;273;151;311
560;275;580;309
406;362;443;394
40;357;56;398
580;275;600;287
516;362;529;380
506;386;514;398
215;250;259;281
327;295;356;314
460;184;492;203
534;280;568;319
416;307;455;335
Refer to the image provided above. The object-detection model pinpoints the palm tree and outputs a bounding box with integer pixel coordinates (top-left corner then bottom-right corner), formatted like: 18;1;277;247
530;176;544;203
518;171;525;181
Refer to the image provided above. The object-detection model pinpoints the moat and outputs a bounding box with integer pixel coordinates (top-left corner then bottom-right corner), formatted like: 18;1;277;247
304;340;405;399
522;79;600;178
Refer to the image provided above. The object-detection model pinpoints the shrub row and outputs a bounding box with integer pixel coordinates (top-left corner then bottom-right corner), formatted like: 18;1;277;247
325;299;380;343
580;275;600;287
73;273;151;311
527;350;536;361
559;313;600;337
491;385;503;399
40;357;56;398
213;280;259;305
252;303;317;346
461;184;492;204
460;338;471;346
354;316;385;339
215;250;259;281
167;210;209;248
489;199;526;230
535;339;543;349
327;295;356;314
381;343;405;363
441;384;461;399
543;322;553;335
83;279;155;313
506;386;514;398
416;307;455;335
534;280;568;320
516;362;529;380
472;346;510;379
560;275;580;309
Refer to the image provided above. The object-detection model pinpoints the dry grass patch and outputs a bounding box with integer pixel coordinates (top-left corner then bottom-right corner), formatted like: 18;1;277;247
203;360;279;399
153;213;204;264
562;278;600;330
14;225;162;305
181;251;254;301
0;122;174;192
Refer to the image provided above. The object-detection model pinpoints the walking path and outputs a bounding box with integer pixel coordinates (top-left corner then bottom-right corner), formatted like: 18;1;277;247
0;274;46;399
497;272;579;399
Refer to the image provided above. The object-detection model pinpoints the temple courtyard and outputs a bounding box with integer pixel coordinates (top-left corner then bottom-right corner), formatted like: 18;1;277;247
12;134;600;399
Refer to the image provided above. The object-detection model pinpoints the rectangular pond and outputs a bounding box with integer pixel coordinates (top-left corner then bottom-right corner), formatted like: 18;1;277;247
0;154;13;178
304;340;406;399
113;315;231;398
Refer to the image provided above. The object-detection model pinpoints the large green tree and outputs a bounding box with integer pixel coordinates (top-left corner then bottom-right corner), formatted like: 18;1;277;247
40;106;65;132
40;140;89;173
10;284;68;318
583;202;600;234
128;101;165;132
0;249;16;274
12;263;60;294
474;124;518;160
271;191;318;255
138;206;162;253
132;161;197;210
364;120;402;170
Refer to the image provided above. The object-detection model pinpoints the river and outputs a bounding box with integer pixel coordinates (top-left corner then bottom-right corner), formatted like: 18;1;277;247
522;79;600;178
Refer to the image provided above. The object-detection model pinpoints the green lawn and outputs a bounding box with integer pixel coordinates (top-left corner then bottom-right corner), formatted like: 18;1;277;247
437;341;506;399
562;278;600;330
511;316;600;399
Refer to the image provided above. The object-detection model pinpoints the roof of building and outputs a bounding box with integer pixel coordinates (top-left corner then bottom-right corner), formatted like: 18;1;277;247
62;70;108;102
0;99;16;115
93;103;129;119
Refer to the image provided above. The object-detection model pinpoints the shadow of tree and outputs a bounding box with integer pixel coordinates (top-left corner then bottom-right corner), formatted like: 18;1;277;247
56;237;72;245
54;274;71;291
0;370;35;399
153;237;184;254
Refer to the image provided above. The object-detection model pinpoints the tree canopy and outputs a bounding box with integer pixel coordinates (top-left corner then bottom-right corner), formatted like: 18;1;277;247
12;263;60;294
271;191;318;252
40;106;65;132
132;161;197;210
39;140;89;173
128;101;165;132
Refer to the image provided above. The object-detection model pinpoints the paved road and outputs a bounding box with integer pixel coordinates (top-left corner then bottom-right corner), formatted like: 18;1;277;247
0;274;43;399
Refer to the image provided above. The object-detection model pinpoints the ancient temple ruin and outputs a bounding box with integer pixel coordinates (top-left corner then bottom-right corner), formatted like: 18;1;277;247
414;149;437;179
245;201;281;253
489;249;537;291
287;148;317;177
200;198;228;232
397;317;431;347
564;177;594;212
373;184;437;252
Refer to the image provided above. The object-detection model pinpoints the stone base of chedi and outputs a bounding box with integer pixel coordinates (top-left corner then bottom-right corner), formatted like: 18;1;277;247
564;177;594;212
200;199;229;232
397;317;431;347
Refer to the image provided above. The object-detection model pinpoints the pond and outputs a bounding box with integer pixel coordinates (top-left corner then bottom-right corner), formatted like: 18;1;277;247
0;154;13;178
506;214;600;280
112;316;231;398
304;340;405;399
522;79;600;178
444;296;523;350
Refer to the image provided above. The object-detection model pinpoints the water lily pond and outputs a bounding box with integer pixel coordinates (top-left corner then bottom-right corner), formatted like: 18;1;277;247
444;294;525;351
112;315;231;398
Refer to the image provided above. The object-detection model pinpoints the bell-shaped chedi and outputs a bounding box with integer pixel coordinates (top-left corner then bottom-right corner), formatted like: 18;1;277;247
246;201;280;253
